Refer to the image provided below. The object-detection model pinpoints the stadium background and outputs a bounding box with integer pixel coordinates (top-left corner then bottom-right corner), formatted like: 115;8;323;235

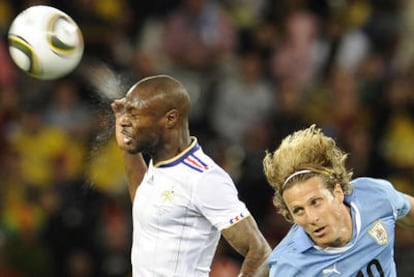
0;0;414;276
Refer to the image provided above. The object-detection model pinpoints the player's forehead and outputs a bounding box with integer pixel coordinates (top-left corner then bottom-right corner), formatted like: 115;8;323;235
124;85;148;108
283;176;328;205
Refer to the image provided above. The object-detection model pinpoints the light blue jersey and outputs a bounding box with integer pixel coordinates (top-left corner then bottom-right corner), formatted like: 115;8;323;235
269;177;411;277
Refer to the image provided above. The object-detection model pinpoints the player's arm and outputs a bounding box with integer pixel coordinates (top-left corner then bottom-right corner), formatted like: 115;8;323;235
397;193;414;228
221;216;272;277
111;98;147;202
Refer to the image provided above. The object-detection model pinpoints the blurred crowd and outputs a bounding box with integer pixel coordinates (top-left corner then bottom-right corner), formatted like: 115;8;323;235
1;0;414;276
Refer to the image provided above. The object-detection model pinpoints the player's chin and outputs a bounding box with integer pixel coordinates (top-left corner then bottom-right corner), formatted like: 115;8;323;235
118;140;135;153
124;145;140;155
310;234;330;248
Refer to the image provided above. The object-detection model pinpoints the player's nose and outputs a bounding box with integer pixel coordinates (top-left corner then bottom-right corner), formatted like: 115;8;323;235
119;113;131;126
305;209;320;224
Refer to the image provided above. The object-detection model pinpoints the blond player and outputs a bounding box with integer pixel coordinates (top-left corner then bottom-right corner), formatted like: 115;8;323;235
263;125;414;276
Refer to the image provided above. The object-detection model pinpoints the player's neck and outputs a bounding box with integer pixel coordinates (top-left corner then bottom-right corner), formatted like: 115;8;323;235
342;204;353;245
326;204;353;248
152;134;193;164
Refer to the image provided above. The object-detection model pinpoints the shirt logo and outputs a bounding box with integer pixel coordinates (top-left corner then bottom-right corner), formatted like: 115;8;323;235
322;263;340;275
368;220;388;245
229;213;245;224
161;187;175;202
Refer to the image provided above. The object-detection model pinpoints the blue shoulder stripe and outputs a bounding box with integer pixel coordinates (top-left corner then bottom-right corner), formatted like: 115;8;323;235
159;145;210;173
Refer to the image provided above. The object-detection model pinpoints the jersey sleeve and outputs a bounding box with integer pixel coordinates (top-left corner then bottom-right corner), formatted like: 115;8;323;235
378;179;411;219
193;168;250;231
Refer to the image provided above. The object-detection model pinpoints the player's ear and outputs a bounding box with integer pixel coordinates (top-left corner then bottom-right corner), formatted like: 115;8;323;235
165;109;179;128
333;183;344;202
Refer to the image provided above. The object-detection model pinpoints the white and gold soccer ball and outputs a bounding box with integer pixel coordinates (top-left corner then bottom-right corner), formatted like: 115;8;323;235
8;5;84;80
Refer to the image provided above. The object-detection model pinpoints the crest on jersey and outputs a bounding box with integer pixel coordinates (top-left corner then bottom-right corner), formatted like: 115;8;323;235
368;220;388;245
161;187;175;202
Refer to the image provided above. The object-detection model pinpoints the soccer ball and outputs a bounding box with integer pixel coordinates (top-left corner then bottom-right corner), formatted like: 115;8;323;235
8;5;84;80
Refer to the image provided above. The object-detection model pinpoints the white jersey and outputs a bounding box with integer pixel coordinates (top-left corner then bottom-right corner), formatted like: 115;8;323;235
131;138;250;276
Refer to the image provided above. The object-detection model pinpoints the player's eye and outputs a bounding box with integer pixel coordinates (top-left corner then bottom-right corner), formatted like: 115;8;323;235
125;107;139;118
292;207;304;216
310;198;322;206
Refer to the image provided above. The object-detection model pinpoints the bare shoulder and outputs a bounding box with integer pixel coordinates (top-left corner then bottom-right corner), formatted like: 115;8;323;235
398;193;414;228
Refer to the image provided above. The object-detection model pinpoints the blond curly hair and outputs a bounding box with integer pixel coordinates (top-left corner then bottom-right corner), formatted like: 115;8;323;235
263;125;353;222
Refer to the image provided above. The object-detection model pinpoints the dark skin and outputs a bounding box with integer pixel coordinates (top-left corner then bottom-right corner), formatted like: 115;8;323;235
398;195;414;228
111;75;271;276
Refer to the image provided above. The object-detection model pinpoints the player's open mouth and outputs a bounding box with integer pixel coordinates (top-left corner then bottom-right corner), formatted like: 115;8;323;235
121;130;133;144
313;226;326;236
123;136;132;144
